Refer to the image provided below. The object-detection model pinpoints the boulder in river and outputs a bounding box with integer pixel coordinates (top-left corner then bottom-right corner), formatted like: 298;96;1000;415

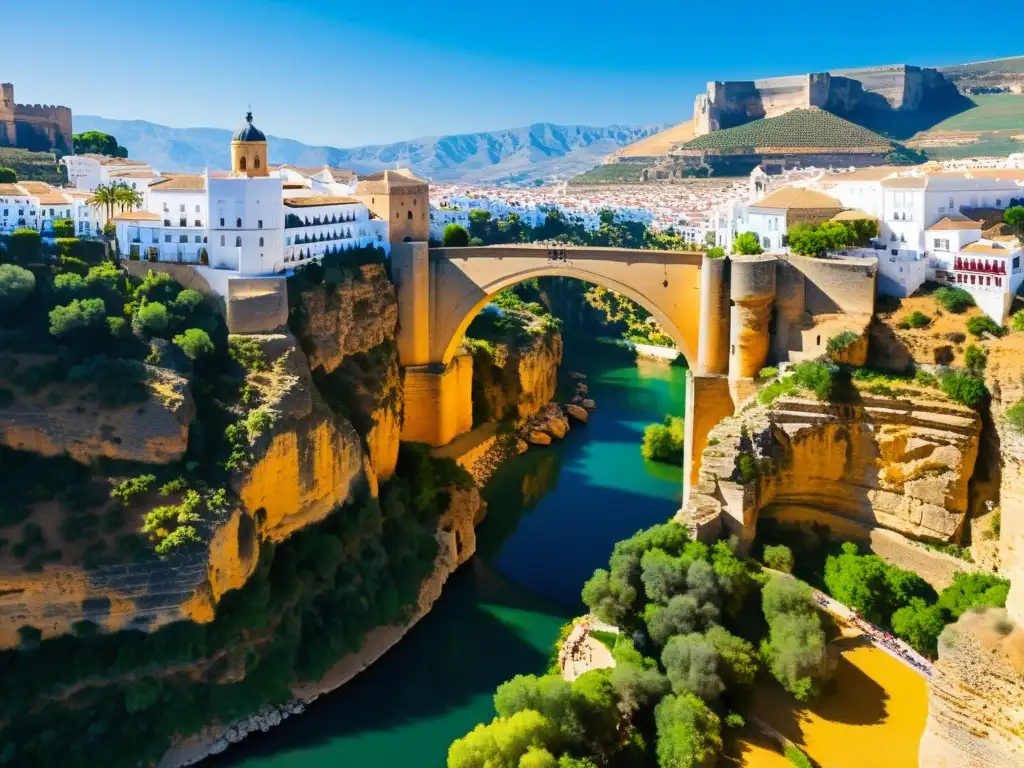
565;404;589;423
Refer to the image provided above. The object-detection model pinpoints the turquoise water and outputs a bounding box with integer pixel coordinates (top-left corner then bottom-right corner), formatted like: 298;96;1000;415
209;358;687;768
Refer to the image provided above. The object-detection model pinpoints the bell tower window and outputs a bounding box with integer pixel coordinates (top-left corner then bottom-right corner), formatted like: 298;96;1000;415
240;156;247;171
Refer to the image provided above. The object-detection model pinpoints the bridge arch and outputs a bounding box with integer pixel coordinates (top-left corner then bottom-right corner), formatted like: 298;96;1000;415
437;263;697;368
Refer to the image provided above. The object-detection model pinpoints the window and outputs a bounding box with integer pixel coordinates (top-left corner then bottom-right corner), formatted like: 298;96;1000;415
195;205;201;213
934;238;950;251
258;219;262;229
236;218;242;228
407;210;413;220
240;156;247;171
220;217;225;226
949;197;954;210
254;156;260;169
235;236;242;247
816;335;821;346
258;237;264;247
220;235;225;246
997;199;1002;207
164;234;171;243
194;236;201;243
763;236;770;250
195;219;201;227
179;204;185;213
179;235;188;243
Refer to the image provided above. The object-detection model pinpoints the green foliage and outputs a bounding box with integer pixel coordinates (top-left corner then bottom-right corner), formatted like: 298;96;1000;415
172;328;215;360
823;542;934;625
703;625;758;689
1003;205;1024;241
758;360;836;406
891;598;947;658
1012;309;1024;332
48;297;106;336
732;232;764;256
934;286;975;313
898;310;932;330
228;336;268;372
653;693;722;768
1005;399;1024;432
937;572;1010;619
244;409;278;441
783;744;815;768
51;219;75;238
963;344;988;373
787;219;876;257
763;544;794;574
132;301;169;334
681;108;890;152
641;415;685;465
442;223;470;247
447;709;557;768
0;166;15;183
8;228;42;264
73;131;128;158
826;330;859;355
0;263;36;311
939;369;987;408
705;247;725;259
661;633;723;701
760;576;832;700
914;369;938;387
110;474;156;504
758;366;779;380
965;315;1005;338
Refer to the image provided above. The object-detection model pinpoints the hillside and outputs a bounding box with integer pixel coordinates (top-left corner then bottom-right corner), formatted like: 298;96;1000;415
907;93;1024;159
613;119;695;158
72;116;661;184
678;108;892;152
938;55;1024;94
0;148;63;184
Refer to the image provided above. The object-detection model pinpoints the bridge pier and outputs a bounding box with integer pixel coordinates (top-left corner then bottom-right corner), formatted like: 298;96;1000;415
401;357;474;446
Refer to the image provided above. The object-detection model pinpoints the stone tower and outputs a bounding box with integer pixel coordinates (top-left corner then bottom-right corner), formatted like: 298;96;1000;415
1;83;16;146
355;169;430;244
230;111;269;178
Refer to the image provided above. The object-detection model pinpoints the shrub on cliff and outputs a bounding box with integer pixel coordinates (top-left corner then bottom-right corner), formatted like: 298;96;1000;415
823;542;934;625
49;297;106;336
937;572;1010;619
1005;399;1024;433
763;544;794;574
0;166;15;183
966;315;1005;338
172;328;214;360
934;286;974;313
0;263;36;311
898;311;931;330
826;330;859;356
891;598;946;658
939;369;987;408
641;415;685;465
732;232;763;256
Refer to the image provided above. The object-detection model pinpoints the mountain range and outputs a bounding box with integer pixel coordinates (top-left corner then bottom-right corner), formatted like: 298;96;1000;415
72;116;664;184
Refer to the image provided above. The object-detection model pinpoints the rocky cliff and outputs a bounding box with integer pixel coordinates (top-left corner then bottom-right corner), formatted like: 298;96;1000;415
682;388;980;548
469;329;563;425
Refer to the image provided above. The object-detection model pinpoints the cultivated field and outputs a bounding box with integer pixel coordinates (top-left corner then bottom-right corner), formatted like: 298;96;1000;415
908;94;1024;159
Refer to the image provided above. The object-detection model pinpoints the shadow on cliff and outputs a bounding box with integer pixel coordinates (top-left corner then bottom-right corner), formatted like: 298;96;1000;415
203;564;568;766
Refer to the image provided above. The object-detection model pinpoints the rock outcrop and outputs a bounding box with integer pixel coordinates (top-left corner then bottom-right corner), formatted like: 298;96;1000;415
469;330;562;424
0;355;193;465
290;264;398;373
919;609;1024;767
681;390;981;546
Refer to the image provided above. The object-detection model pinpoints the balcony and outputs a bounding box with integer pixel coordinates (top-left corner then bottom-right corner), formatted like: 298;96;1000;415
953;257;1007;275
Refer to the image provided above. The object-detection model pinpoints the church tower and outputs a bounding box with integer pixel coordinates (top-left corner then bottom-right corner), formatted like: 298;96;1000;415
230;111;268;178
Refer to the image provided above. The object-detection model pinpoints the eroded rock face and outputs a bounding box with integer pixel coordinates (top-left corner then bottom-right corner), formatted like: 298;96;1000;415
0;357;193;465
470;331;562;424
919;609;1024;767
679;392;980;545
291;264;398;373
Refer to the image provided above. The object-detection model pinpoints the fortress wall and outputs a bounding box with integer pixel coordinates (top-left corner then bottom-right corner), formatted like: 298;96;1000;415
779;253;877;316
751;74;813;117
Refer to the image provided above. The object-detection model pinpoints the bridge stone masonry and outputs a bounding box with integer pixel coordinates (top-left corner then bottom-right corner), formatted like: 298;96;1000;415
389;241;878;506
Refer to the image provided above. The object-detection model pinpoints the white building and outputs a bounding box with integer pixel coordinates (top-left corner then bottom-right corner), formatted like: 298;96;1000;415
112;112;390;289
950;238;1024;322
61;154;154;192
429;205;470;241
0;180;98;236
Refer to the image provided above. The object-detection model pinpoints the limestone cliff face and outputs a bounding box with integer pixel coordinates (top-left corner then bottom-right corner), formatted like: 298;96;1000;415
470;330;562;424
290;265;403;481
919;609;1024;767
0;356;193;465
291;264;398;373
681;391;980;546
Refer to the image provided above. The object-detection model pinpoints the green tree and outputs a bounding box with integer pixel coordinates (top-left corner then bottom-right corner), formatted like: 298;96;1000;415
133;301;170;334
172;328;215;360
963;344;988;372
49;297;107;336
0;166;16;183
937;572;1010;619
88;183;120;222
966;315;1005;339
8;228;41;264
1003;205;1024;243
641;416;685;465
704;626;758;688
761;611;832;701
609;661;670;717
581;568;637;627
654;693;722;768
763;544;794;573
891;598;946;658
447;709;557;768
641;548;689;605
114;182;144;213
468;209;493;241
443;223;470;247
939;370;987;408
73;131;128;158
661;633;724;700
52;218;75;238
732;231;764;256
761;575;815;623
645;594;707;646
0;263;35;311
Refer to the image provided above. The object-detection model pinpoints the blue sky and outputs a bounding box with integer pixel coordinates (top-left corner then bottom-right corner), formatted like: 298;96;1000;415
3;0;1021;147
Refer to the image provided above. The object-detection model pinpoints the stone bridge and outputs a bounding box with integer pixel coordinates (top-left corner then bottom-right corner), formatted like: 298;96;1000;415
390;243;806;502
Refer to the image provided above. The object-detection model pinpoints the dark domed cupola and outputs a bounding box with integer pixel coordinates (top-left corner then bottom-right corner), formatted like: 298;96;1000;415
230;110;268;177
233;111;266;143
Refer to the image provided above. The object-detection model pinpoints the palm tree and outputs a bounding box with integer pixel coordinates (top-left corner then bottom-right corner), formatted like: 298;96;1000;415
114;183;143;213
88;183;118;222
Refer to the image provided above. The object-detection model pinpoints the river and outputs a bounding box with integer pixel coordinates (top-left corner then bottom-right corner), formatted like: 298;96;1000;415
208;357;688;768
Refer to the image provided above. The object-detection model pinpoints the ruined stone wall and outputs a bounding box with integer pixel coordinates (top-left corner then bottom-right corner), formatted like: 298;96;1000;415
0;83;72;154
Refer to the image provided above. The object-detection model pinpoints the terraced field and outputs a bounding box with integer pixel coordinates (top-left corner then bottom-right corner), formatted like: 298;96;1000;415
678;109;891;152
0;148;63;184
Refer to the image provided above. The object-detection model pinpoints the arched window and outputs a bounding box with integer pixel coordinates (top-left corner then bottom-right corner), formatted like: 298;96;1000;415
220;235;225;246
195;205;200;213
254;156;261;169
407;210;413;220
220;217;225;227
259;237;264;247
239;156;247;171
762;236;770;250
236;218;242;228
235;236;242;247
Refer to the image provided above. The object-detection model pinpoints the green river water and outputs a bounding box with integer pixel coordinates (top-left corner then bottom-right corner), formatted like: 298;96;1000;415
210;357;688;768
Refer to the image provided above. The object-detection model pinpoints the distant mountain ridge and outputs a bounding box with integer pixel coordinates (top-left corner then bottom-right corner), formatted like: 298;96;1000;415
73;116;664;184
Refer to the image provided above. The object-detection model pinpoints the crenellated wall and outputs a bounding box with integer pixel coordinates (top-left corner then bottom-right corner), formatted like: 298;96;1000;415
0;82;72;154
